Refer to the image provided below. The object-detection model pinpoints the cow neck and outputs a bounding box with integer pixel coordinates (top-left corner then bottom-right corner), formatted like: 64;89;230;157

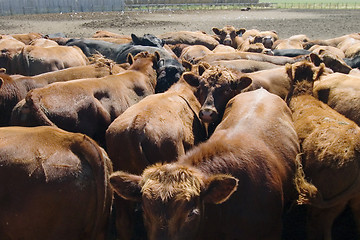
169;79;202;123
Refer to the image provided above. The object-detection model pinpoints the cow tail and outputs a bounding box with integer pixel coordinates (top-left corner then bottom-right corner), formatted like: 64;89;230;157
25;90;55;126
294;153;319;205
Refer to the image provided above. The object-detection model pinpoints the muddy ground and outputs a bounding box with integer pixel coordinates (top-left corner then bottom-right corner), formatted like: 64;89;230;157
0;8;359;40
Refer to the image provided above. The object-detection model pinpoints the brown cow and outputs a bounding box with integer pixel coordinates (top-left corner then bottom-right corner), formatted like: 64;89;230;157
209;58;280;73
106;74;207;240
158;31;219;50
286;61;360;240
10;51;160;145
194;51;302;65
313;72;360;127
8;32;43;45
0;60;124;126
309;52;352;74
29;38;59;47
0;37;26;73
92;30;132;39
211;25;245;49
12;45;89;76
303;32;360;49
110;88;299;240
179;44;212;63
0;126;113;240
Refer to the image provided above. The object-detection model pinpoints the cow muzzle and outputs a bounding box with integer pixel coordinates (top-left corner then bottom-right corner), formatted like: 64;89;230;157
199;107;218;123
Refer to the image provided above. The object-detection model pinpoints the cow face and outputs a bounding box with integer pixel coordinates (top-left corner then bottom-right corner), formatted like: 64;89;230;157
110;163;238;240
183;66;252;125
212;26;246;49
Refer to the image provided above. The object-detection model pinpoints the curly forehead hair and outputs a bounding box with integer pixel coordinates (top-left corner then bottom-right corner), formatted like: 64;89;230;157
140;163;204;202
202;66;236;84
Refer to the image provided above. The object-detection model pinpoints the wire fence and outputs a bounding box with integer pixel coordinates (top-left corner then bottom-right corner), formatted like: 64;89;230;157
0;1;358;16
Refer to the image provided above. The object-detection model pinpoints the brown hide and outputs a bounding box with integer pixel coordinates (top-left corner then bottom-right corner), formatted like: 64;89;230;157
158;31;219;50
244;66;291;99
110;88;299;240
309;45;346;59
211;25;245;49
287;61;360;240
180;45;212;63
13;45;89;76
9;32;43;45
273;39;304;50
0;126;113;240
0;62;123;127
29;38;59;47
303;32;360;49
313;73;360;127
0;37;25;73
92;30;131;39
88;37;132;44
10;52;159;145
212;44;236;53
194;51;301;65
106;78;206;239
209;59;280;73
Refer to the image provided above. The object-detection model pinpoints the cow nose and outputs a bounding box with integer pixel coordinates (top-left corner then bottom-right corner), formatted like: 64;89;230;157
223;39;232;46
199;109;217;123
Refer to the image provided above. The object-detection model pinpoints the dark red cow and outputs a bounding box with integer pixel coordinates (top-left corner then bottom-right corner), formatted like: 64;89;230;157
0;126;113;240
110;88;299;240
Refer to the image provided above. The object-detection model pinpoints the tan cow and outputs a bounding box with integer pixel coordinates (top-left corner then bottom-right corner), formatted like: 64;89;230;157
0;126;113;240
13;45;89;76
286;61;360;240
313;72;360;127
10;51;160;145
8;32;43;45
110;88;299;240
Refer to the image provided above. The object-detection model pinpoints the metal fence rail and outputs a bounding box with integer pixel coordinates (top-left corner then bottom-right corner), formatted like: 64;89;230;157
0;1;358;16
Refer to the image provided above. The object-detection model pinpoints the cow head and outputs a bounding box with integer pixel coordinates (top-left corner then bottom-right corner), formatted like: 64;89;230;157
155;58;184;93
251;30;278;49
110;163;238;240
182;65;252;126
212;26;246;49
131;33;165;48
309;52;352;74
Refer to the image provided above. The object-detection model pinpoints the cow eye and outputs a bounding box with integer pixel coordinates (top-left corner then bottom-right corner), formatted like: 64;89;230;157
187;208;200;220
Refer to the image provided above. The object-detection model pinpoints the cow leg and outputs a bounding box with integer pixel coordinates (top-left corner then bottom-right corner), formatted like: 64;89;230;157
306;202;347;240
349;196;360;239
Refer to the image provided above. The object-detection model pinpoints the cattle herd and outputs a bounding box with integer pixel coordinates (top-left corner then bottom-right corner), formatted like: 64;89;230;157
0;25;360;240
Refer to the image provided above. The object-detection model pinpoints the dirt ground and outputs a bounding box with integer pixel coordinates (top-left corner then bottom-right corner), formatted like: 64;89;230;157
0;8;359;40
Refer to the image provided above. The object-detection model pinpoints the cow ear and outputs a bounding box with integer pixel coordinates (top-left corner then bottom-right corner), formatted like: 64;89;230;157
0;68;6;74
232;76;252;91
236;28;246;36
212;27;221;35
110;171;142;202
154;51;161;63
309;53;322;67
183;72;200;87
131;33;140;44
285;63;294;82
198;63;209;76
182;59;192;71
203;174;238;204
314;63;326;81
127;53;134;65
